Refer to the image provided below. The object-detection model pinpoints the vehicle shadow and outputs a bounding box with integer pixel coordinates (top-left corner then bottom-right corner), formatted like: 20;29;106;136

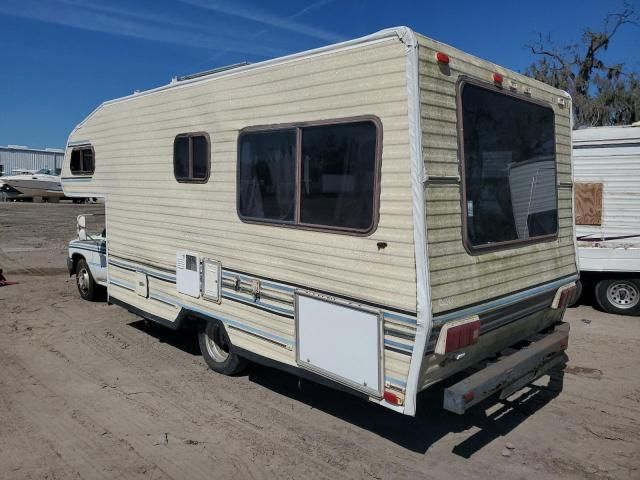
127;318;564;456
246;363;564;456
128;319;201;356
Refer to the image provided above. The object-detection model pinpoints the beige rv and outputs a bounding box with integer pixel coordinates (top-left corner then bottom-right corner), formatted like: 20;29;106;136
63;27;577;416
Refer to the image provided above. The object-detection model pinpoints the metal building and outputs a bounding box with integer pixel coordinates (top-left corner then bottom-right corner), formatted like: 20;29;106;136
0;145;64;176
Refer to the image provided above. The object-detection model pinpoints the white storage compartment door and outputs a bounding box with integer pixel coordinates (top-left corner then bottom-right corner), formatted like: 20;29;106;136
296;293;382;396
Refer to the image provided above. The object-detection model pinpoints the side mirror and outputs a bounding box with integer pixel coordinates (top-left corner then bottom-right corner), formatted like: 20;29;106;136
77;215;87;241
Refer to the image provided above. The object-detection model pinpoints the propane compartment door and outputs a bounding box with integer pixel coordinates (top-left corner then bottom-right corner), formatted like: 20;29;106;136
296;292;382;397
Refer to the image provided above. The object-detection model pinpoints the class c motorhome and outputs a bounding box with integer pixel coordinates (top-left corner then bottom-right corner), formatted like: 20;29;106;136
63;27;577;416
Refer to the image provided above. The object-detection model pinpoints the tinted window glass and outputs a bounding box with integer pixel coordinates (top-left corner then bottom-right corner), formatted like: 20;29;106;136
300;122;377;230
173;136;190;179
461;83;557;249
192;136;209;180
81;149;94;173
70;147;94;175
238;130;296;222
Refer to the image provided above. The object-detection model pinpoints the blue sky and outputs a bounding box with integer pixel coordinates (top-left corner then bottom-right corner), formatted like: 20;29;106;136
1;0;638;149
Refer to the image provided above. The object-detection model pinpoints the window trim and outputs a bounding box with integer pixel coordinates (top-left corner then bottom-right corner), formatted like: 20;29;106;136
173;132;211;184
236;115;383;236
456;77;559;255
70;145;95;176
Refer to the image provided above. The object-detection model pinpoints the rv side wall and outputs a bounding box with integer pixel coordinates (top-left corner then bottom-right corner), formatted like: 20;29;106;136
62;36;420;403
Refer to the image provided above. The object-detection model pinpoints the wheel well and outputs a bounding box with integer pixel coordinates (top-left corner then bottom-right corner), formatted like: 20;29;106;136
580;271;640;285
70;253;85;275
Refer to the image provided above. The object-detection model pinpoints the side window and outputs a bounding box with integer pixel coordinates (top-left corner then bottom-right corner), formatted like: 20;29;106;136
238;130;296;222
237;118;380;234
174;133;210;183
300;122;377;231
70;147;95;175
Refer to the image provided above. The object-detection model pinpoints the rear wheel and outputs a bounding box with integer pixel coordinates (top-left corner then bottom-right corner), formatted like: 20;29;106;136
75;258;98;301
198;321;247;375
595;278;640;315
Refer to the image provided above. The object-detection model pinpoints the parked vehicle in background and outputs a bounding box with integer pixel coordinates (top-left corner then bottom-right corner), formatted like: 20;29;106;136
2;168;64;201
573;123;640;315
62;27;578;416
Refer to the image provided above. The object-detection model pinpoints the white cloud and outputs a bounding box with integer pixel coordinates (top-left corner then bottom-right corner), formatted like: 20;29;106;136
176;0;343;43
0;0;289;56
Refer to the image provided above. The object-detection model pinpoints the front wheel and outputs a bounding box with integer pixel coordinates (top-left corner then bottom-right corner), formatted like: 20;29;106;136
594;278;640;315
75;258;98;301
198;321;247;375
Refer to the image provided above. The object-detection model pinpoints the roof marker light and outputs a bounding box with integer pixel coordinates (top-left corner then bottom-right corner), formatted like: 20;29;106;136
492;72;503;84
435;52;450;65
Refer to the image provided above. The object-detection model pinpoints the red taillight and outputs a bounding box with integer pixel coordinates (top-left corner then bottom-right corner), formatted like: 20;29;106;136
383;390;404;405
435;52;450;64
463;390;474;403
445;320;481;353
492;72;503;84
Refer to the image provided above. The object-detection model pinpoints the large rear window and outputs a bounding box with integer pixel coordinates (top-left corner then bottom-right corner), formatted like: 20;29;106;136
459;81;558;252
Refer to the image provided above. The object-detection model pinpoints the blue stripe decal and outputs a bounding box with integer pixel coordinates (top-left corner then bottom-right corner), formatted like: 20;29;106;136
107;256;414;325
112;285;292;347
62;177;93;182
149;293;180;308
110;279;135;291
222;290;294;317
432;275;579;327
184;303;293;347
384;376;407;388
223;271;295;294
383;311;417;326
109;258;176;282
383;339;413;353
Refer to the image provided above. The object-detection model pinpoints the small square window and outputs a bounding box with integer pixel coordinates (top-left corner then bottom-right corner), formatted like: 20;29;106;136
174;133;210;183
70;147;95;175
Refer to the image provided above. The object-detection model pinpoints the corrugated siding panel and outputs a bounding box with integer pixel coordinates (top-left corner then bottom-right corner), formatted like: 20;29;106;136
62;38;417;386
573;145;640;237
0;148;64;175
417;35;577;314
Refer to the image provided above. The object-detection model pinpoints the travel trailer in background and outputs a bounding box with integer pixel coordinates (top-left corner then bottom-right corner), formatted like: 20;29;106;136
572;124;640;315
63;27;577;416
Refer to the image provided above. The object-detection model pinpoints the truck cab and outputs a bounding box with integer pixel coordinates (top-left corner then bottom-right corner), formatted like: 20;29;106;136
67;214;107;300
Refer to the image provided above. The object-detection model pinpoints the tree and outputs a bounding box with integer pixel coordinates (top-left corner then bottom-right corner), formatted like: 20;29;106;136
525;2;639;128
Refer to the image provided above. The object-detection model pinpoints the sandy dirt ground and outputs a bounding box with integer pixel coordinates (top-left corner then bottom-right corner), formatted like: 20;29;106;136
0;202;639;480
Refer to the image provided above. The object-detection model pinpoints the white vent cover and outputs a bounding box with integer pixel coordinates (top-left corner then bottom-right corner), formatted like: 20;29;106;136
176;251;200;298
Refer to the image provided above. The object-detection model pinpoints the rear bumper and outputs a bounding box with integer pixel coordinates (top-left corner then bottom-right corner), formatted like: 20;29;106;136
66;256;74;275
443;322;569;414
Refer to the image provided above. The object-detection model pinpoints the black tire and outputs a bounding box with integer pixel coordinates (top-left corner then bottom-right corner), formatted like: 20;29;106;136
594;278;640;315
75;258;98;301
198;321;247;375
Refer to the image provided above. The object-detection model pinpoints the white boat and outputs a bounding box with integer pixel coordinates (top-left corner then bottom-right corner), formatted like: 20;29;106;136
3;168;64;199
0;178;26;200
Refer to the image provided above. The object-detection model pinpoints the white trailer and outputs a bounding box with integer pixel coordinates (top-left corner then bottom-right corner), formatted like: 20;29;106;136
63;27;577;416
573;123;640;315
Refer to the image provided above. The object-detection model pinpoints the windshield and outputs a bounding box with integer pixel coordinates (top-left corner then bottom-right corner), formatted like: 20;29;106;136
460;82;558;251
